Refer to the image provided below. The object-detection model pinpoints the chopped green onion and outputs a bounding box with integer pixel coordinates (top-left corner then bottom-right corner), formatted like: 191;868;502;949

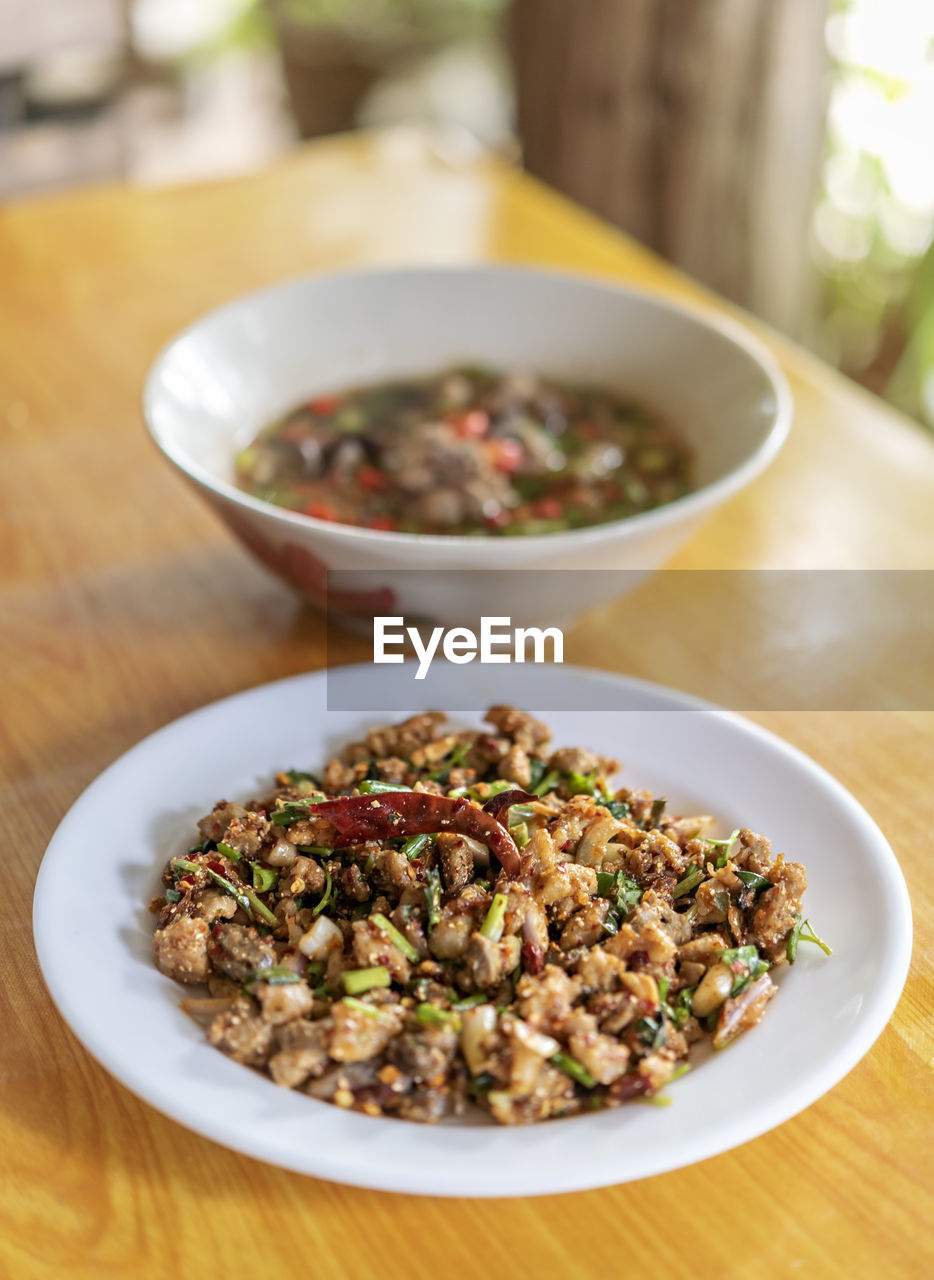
251;863;277;892
451;993;487;1011
508;803;536;821
416;1003;461;1028
342;993;387;1014
358;779;412;795
312;867;333;917
371;912;420;964
673;866;705;899
550;1052;597;1089
645;797;666;829
305;960;325;979
216;841;242;862
342;967;390;995
657;976;670;1003
401;834;431;861
708;828;741;869
284;769;318;786
734;869;771;892
425;867;442;930
297;845;332;856
480;893;508;942
510;821;531;849
248;965;301;986
172;857;201;876
566;769;598;798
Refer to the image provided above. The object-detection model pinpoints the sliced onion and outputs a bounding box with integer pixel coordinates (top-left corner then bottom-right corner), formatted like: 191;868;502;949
298;914;343;960
460;1003;497;1074
267;836;298;867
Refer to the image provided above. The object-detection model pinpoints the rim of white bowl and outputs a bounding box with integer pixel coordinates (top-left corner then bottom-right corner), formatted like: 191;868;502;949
142;264;794;552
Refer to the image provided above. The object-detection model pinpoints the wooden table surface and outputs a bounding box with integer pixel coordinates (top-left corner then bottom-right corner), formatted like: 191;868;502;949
2;129;932;1280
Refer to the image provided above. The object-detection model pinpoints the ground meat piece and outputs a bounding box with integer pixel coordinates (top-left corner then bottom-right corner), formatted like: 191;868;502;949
565;1009;631;1085
548;747;602;776
322;757;355;792
268;1018;331;1088
465;932;522;990
342;862;371;903
153;916;211;984
370;847;414;897
535;860;597;910
516;964;580;1033
329;1001;404;1063
306;1061;382;1100
282;855;326;898
211;923;277;982
559;901;610;950
388;1025;458;1081
361;712;448;761
625;830;688;880
497;745;532;789
352;919;413;983
221;811;270;858
427;913;473;960
694;869;739;926
254;980;315;1026
485;705;551;754
207;997;273;1066
197;889;238;924
575;811;626;868
435;832;480;893
487;1064;576;1124
574;946;626;993
197;800;247;844
548;795;598;859
734;827;773;874
279;815;337;848
394;1083;458;1123
677;932;731;966
751;857;808;959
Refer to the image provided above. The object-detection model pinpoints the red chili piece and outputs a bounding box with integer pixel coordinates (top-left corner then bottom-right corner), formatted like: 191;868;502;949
309;792;522;878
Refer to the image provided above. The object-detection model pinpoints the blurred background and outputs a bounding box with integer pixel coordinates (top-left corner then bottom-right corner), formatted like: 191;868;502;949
2;0;933;429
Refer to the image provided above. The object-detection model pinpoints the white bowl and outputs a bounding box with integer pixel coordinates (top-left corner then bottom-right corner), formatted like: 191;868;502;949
143;266;791;626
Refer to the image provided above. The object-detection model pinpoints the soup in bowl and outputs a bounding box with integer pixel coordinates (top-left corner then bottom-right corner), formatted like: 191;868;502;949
143;266;791;627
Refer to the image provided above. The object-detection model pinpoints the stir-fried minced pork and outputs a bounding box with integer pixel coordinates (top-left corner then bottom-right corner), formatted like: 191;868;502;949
150;707;828;1125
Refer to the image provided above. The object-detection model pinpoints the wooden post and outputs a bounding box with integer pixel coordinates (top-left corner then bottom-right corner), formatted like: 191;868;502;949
510;0;830;338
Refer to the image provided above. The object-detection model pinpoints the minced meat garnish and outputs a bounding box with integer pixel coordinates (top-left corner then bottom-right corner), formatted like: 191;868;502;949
234;367;691;536
151;707;829;1125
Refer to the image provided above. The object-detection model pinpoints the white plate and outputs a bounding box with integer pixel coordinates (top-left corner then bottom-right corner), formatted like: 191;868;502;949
33;664;912;1197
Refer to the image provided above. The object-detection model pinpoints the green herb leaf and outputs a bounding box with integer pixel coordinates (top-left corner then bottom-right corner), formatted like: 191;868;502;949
734;869;771;892
532;768;562;797
164;888;181;904
599;798;631;820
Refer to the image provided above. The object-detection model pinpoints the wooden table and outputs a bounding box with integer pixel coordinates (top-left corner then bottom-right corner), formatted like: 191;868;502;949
2;129;932;1280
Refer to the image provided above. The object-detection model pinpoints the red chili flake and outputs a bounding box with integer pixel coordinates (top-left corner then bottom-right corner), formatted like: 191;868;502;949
367;515;397;531
521;939;544;975
629;950;649;969
211;923;224;939
304;500;339;521
486;438;523;474
532;496;563;520
448;409;490;439
206;860;227;876
308;394;340;415
358;465;386;492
